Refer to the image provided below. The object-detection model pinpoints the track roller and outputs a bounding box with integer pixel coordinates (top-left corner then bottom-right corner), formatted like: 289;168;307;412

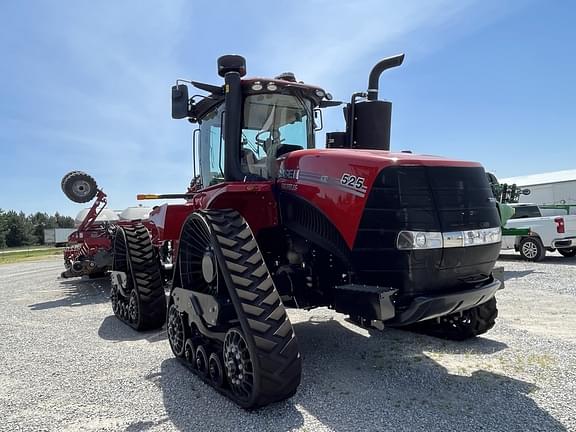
209;353;225;387
195;346;209;376
169;209;301;408
110;224;166;330
184;339;196;365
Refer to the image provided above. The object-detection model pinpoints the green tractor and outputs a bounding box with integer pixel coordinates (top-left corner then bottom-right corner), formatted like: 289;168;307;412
486;172;531;236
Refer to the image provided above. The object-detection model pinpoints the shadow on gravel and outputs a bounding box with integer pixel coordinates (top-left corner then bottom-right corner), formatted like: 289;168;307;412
98;315;167;343
504;269;537;281
499;253;576;266
150;358;305;432
153;317;565;432
28;277;111;310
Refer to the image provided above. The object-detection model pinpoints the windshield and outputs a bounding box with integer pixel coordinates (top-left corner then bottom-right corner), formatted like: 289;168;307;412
241;93;313;178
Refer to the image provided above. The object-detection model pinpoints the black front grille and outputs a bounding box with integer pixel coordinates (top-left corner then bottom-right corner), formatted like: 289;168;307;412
352;166;500;295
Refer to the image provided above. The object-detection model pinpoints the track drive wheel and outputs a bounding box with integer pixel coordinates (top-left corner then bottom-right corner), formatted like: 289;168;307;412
61;171;98;203
407;297;498;341
174;210;301;408
111;224;166;330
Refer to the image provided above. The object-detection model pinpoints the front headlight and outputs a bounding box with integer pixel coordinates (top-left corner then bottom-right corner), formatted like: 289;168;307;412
396;231;443;250
397;228;501;250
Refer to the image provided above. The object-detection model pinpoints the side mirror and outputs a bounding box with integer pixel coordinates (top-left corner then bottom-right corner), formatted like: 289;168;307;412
313;108;323;131
171;84;189;119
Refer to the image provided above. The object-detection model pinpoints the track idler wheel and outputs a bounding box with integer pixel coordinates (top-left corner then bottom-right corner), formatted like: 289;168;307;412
111;224;166;331
167;304;186;357
171;209;302;408
128;290;140;324
61;171;98;203
224;328;254;401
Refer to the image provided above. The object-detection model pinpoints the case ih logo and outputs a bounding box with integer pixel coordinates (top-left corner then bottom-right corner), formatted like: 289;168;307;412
279;169;299;180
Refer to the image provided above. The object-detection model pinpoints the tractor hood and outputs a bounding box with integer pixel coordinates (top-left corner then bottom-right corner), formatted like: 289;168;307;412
277;148;485;248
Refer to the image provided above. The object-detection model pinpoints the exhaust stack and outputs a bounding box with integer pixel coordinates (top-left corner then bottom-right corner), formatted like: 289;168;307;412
350;53;405;151
367;54;405;101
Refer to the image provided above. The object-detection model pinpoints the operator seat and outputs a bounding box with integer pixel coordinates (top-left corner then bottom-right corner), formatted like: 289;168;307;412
275;144;303;158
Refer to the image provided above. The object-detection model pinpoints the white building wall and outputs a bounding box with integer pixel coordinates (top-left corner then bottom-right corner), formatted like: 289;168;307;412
517;180;576;213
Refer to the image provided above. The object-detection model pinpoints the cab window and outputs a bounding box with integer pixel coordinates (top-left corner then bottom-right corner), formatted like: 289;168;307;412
241;93;313;179
198;103;225;187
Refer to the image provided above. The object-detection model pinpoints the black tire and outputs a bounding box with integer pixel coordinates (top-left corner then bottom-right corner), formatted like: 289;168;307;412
408;297;498;341
177;210;301;408
61;171;98;203
112;224;166;330
558;248;576;258
519;237;545;261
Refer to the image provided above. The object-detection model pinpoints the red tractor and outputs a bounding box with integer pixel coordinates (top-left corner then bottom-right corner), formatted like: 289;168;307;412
60;171;152;279
109;54;503;408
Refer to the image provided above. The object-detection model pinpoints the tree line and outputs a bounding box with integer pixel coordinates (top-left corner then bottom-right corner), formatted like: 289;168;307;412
0;209;75;248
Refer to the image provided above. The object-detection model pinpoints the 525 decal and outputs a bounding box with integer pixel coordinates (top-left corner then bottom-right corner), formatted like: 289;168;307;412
340;173;365;189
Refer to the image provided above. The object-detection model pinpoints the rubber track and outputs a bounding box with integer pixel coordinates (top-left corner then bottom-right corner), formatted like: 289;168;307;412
203;210;301;408
409;297;498;341
117;224;166;330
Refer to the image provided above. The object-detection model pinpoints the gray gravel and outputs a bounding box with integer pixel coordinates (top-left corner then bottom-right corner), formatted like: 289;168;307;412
1;253;575;432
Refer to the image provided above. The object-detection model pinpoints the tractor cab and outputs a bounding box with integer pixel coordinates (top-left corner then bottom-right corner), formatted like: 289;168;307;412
171;56;336;188
172;54;405;191
197;83;318;185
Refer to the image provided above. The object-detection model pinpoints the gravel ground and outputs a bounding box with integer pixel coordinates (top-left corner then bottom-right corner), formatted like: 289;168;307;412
1;252;575;432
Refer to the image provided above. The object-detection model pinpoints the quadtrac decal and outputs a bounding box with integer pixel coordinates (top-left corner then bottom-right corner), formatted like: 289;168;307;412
296;171;368;198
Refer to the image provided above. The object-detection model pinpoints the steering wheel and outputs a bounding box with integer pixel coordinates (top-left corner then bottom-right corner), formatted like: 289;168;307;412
255;130;283;153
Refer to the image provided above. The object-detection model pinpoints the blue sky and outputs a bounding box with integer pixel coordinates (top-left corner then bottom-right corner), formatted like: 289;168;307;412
0;0;574;216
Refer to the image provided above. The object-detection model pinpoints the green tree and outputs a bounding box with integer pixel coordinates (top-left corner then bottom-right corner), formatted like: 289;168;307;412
0;209;7;249
29;212;50;245
55;213;74;228
4;211;34;247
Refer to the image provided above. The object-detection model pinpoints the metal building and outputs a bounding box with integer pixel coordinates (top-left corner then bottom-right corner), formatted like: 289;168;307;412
501;169;576;214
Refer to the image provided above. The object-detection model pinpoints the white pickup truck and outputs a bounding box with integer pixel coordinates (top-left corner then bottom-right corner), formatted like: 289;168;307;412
501;203;576;261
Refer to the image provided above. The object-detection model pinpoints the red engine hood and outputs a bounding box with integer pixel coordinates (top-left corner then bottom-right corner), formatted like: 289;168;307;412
279;148;481;169
277;149;483;249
